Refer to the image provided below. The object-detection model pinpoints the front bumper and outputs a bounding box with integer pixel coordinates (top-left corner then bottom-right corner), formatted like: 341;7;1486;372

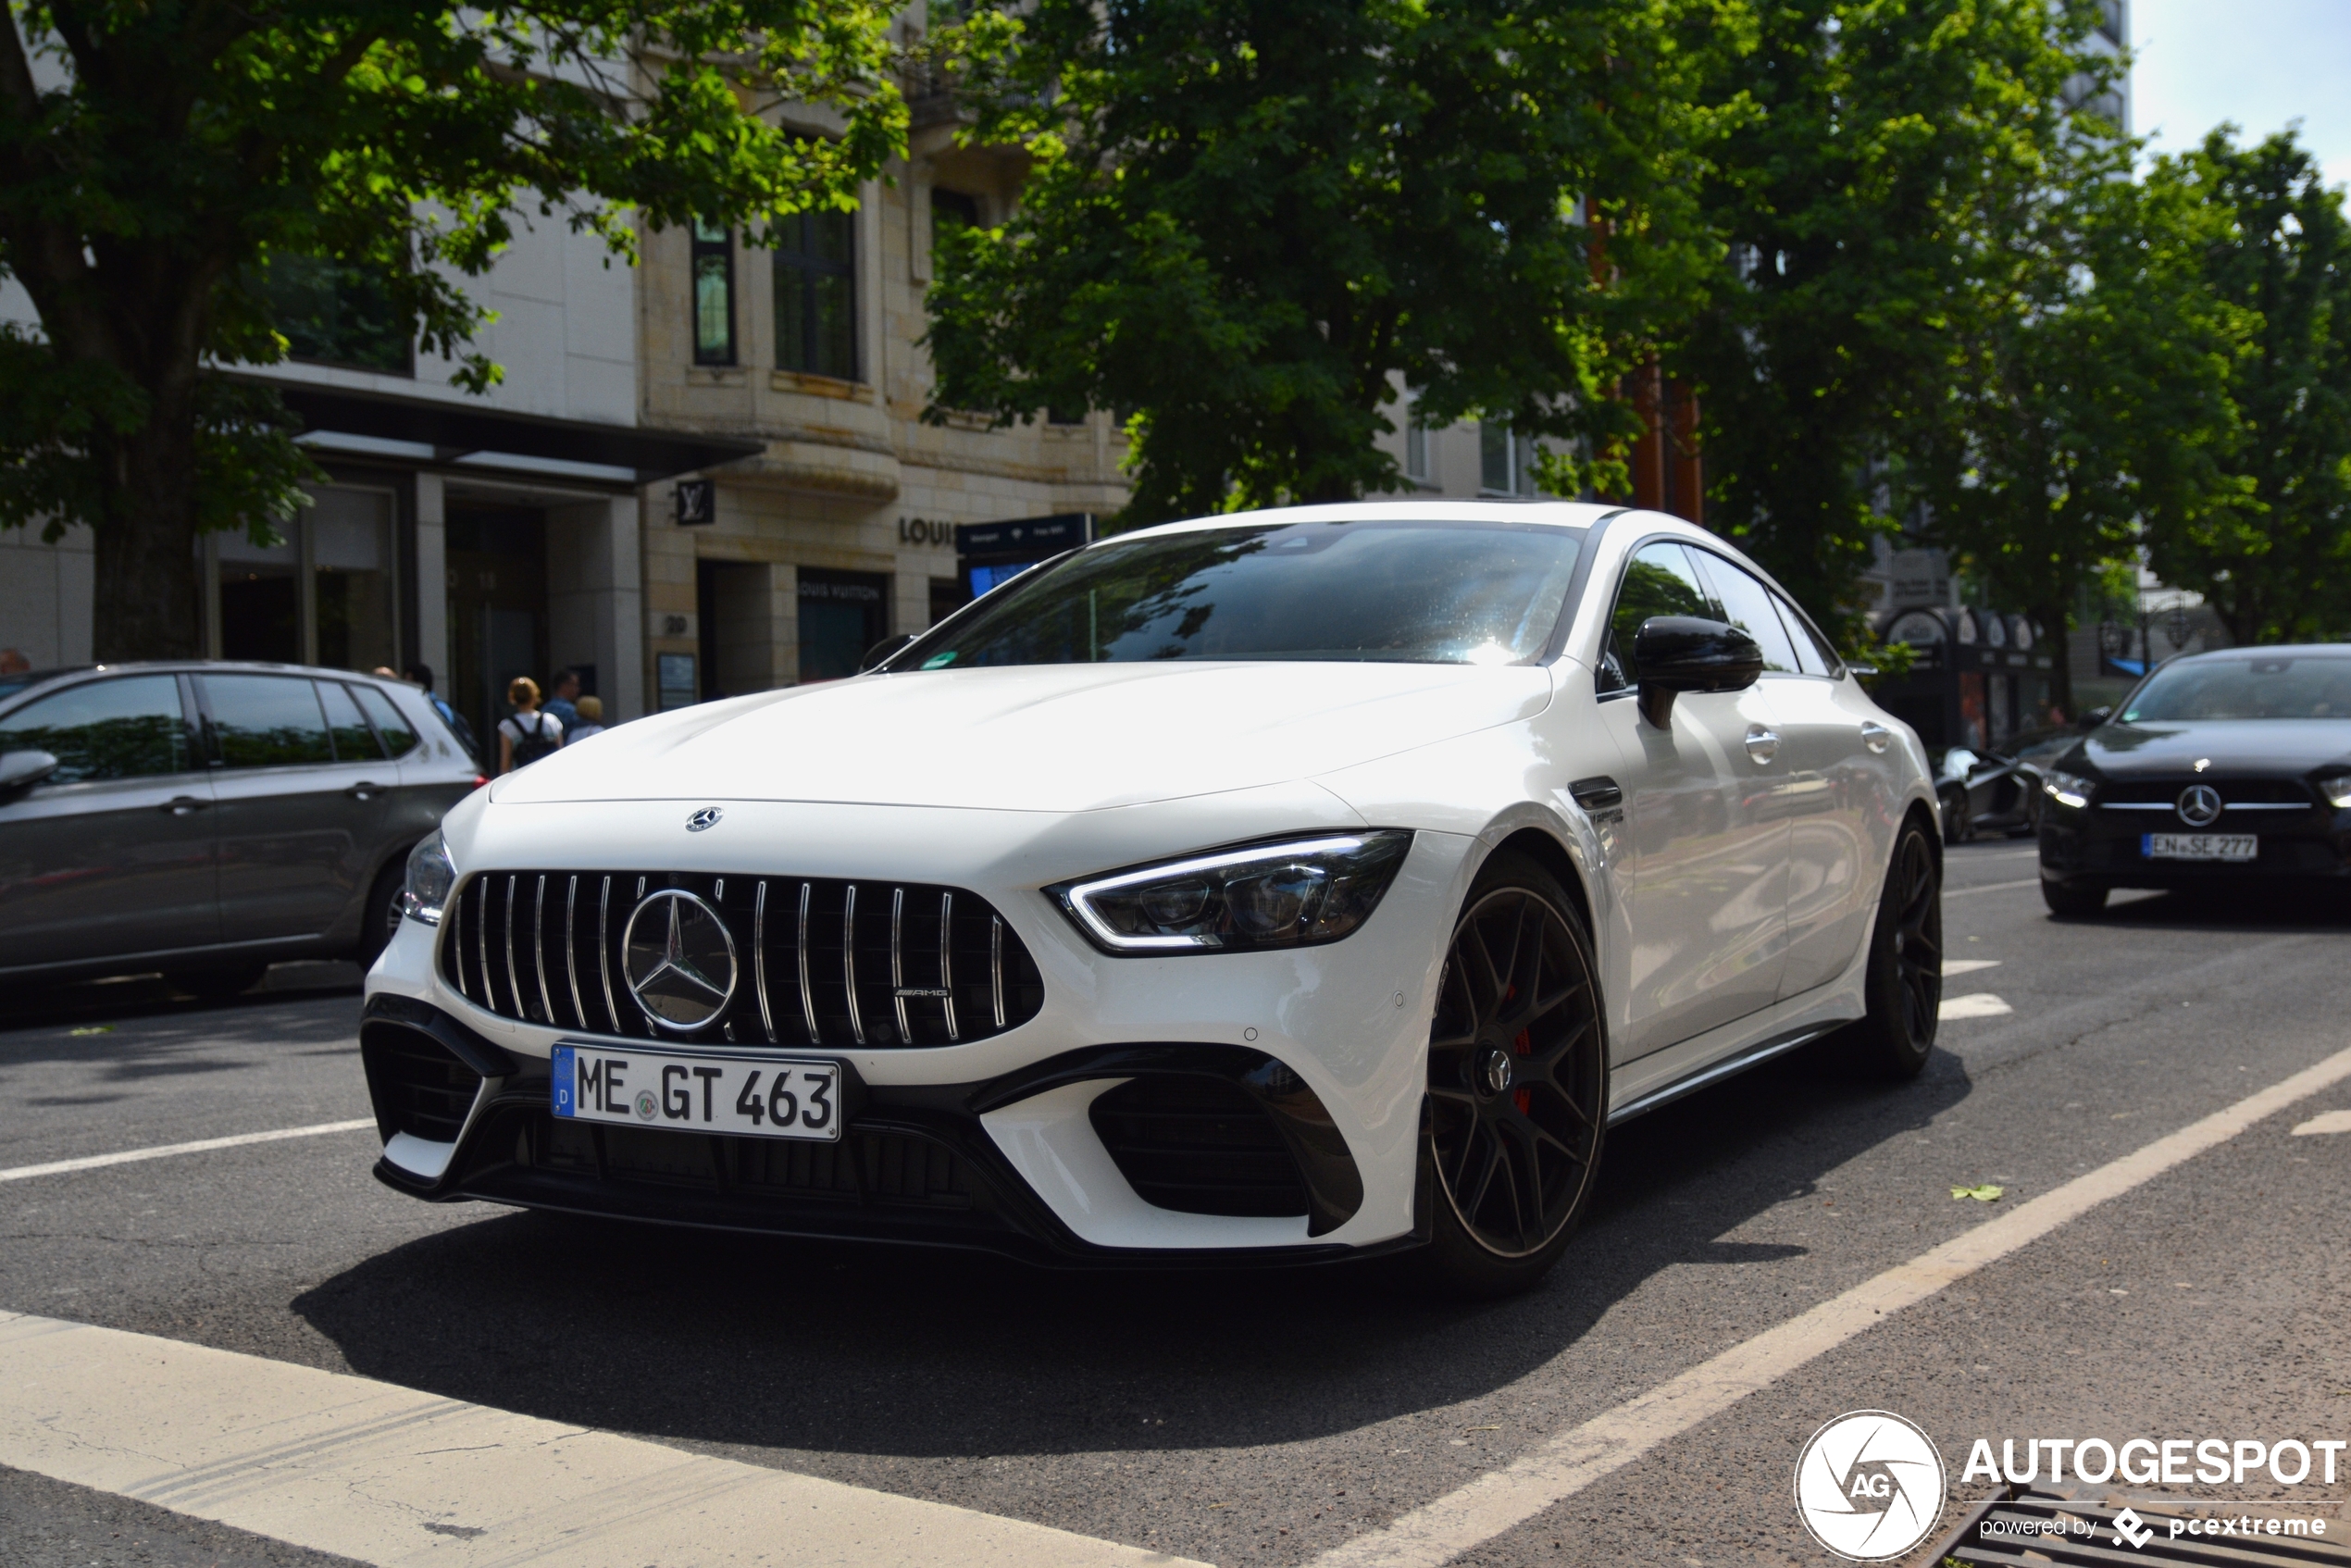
362;995;1414;1267
2037;801;2351;888
360;798;1479;1263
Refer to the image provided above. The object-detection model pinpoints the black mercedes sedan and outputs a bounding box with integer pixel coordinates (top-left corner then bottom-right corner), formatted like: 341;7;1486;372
2036;645;2351;915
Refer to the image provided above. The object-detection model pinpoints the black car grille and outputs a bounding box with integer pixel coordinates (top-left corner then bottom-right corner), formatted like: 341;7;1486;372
531;1113;977;1210
438;870;1044;1048
2098;778;2314;808
363;1030;482;1142
1089;1076;1310;1217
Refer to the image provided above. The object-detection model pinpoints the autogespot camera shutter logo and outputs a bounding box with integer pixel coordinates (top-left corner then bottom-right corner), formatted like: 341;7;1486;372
1793;1410;1947;1562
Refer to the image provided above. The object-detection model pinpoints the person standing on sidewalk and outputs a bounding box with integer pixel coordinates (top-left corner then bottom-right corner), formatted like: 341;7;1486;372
543;668;582;733
403;663;479;766
497;677;565;773
566;695;606;744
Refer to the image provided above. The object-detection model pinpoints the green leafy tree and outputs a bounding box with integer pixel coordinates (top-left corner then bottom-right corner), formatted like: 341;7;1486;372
2136;130;2351;644
1665;0;2100;639
0;2;906;660
1919;137;2249;716
921;0;1725;524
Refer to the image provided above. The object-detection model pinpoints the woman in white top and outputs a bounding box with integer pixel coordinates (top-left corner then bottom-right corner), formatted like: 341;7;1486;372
497;676;565;773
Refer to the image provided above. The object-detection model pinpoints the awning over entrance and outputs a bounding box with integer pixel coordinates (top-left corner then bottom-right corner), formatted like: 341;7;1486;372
230;375;764;485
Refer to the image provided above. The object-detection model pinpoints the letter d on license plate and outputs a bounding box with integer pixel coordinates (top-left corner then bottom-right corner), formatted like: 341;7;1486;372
552;1043;842;1142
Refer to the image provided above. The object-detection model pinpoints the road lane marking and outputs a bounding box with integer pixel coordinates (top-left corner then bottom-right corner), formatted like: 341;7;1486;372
0;1313;1200;1568
0;1119;377;1183
1944;877;2040;899
1313;1040;2351;1568
2292;1109;2351;1136
1938;993;2013;1021
1944;959;2001;977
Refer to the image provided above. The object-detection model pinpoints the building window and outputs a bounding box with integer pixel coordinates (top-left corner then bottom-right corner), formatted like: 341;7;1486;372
1480;420;1539;496
255;253;412;376
690;219;735;365
774;209;858;380
1405;395;1434;484
931;187;980;254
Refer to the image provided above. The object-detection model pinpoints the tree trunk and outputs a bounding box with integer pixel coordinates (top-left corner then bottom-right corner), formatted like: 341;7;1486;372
2040;612;2073;721
89;378;205;661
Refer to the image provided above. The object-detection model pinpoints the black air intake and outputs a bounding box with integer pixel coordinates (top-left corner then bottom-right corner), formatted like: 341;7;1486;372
360;1024;485;1143
1089;1075;1311;1218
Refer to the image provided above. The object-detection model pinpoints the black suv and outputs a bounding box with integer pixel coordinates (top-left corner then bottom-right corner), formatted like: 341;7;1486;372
0;662;479;996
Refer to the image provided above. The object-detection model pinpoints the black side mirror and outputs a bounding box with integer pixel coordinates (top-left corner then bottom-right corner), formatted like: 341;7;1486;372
2078;706;2111;730
0;749;59;795
860;633;918;673
1633;616;1763;728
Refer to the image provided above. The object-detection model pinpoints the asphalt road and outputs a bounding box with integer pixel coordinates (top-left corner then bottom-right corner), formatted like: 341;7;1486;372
4;841;2348;1567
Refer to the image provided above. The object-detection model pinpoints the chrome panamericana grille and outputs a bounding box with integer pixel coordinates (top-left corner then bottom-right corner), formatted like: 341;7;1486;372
438;870;1044;1047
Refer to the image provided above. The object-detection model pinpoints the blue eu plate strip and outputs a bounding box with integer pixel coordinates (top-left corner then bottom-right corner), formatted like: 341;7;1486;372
2141;833;2152;858
552;1046;576;1117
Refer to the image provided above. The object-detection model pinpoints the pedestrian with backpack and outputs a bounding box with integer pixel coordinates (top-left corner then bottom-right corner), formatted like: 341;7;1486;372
497;676;565;774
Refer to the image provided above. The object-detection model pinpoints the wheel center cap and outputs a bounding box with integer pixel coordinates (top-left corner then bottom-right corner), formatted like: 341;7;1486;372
1480;1048;1515;1097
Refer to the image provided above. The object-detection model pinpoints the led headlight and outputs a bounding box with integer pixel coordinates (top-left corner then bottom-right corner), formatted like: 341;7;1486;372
2319;774;2351;809
1050;831;1413;953
2042;769;2095;810
402;830;457;925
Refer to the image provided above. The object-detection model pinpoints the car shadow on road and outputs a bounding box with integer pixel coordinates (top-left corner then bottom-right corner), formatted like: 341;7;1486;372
291;1042;1971;1460
0;967;363;1091
2073;883;2351;934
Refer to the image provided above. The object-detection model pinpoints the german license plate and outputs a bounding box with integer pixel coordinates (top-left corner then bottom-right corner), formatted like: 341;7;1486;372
552;1044;841;1142
2143;833;2257;862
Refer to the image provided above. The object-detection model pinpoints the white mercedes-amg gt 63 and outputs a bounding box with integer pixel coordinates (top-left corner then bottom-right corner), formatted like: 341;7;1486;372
363;501;1941;1292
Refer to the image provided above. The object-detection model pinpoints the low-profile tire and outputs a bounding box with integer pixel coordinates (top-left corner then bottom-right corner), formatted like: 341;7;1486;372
161;963;268;1002
1939;787;1972;845
2041;878;2108;918
1842;816;1942;1080
356;854;409;970
1416;851;1608;1298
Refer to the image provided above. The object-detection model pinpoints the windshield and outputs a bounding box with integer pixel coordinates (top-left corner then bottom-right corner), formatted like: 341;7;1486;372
2121;656;2351;721
894;519;1583;670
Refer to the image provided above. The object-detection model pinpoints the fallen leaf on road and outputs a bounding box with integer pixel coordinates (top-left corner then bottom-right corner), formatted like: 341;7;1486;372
1950;1184;2005;1201
68;1025;113;1037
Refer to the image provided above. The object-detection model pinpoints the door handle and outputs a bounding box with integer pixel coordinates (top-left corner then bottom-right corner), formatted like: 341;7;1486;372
345;781;383;801
1744;726;1783;764
1860;721;1892;754
162;795;209;816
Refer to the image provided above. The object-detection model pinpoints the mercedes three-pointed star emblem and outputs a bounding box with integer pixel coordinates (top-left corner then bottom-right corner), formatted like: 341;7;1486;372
2177;783;2224;828
621;890;739;1030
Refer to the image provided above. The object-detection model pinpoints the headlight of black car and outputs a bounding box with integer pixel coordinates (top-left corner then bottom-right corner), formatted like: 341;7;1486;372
2042;769;2096;810
1050;831;1413;953
403;830;457;925
2318;773;2351;809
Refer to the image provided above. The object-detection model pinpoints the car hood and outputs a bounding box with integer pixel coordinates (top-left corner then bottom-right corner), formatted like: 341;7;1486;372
2072;719;2351;777
491;661;1554;813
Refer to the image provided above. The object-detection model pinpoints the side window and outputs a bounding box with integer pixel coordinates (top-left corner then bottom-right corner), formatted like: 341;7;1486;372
352;685;419;756
0;676;192;784
1773;593;1844;677
1690;553;1798;674
201;675;334;768
317;680;385;762
1602;541;1716;690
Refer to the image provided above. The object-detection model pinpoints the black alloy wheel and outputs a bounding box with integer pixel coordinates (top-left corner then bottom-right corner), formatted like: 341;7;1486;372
357;856;409;970
1940;786;1973;845
1424;855;1605;1288
1844;817;1942;1078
